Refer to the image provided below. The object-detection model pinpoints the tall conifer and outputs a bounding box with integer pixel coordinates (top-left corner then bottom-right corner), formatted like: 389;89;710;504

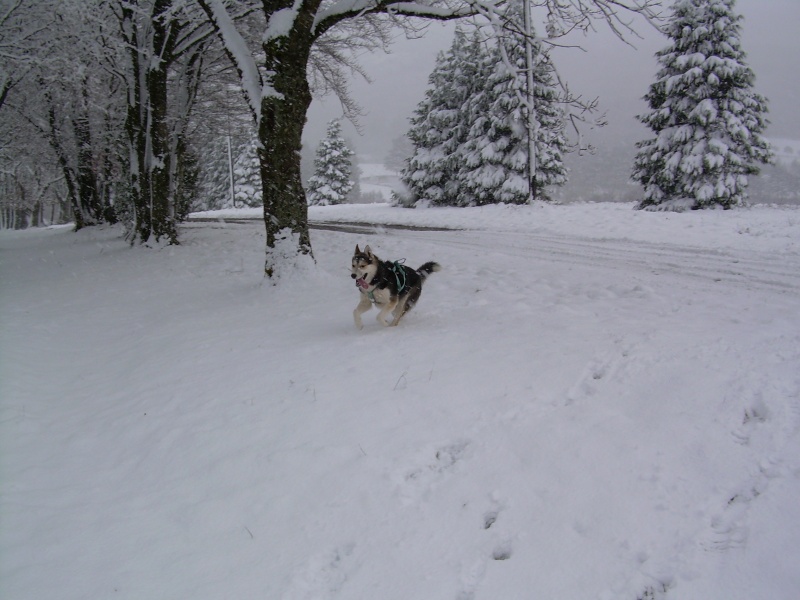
404;9;567;207
402;28;484;206
632;0;772;210
459;7;567;205
307;119;354;206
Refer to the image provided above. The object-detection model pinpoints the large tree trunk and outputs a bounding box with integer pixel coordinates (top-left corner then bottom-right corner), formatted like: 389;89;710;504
259;6;316;278
147;0;178;244
121;0;179;245
73;104;104;224
43;88;84;230
122;2;148;242
124;100;147;241
258;69;314;277
195;0;319;277
170;46;205;222
146;59;177;243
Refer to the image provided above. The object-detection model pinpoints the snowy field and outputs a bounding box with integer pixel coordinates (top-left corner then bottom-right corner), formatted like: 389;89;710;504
2;202;800;599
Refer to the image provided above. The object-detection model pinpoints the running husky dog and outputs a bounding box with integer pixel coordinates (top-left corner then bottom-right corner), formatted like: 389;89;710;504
351;244;441;329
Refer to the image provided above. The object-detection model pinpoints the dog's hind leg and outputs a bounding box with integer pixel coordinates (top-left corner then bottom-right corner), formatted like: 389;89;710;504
391;287;421;326
390;297;410;326
376;298;398;327
353;294;372;330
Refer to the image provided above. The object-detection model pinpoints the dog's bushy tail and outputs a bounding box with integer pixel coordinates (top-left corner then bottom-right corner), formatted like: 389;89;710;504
417;261;441;282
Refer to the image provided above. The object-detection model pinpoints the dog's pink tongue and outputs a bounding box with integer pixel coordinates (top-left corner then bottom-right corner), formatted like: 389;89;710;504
357;277;369;290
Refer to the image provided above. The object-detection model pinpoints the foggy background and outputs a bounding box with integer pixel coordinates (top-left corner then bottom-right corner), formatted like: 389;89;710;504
303;0;800;185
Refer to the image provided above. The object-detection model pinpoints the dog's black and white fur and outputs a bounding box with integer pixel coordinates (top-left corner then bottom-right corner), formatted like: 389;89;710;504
351;244;440;329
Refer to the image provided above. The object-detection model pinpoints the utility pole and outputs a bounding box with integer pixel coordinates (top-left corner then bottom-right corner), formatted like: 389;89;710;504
523;0;538;203
226;134;236;207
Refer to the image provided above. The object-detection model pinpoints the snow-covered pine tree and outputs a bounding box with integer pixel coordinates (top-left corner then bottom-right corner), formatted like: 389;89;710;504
460;4;567;205
233;141;263;207
195;137;262;210
632;0;772;211
401;28;484;206
531;56;570;202
195;137;232;211
306;119;355;206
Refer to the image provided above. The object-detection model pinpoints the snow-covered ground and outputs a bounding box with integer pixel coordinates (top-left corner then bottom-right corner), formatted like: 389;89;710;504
2;202;799;599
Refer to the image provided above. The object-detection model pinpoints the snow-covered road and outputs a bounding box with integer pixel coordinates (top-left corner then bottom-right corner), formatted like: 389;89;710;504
396;225;800;294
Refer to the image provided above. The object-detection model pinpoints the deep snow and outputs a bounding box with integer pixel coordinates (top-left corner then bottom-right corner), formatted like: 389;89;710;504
2;202;799;599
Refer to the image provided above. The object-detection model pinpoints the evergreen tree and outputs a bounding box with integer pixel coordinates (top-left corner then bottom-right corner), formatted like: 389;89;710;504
531;57;570;201
195;137;232;211
404;12;567;208
232;142;262;207
632;0;772;211
306;119;355;206
460;4;567;205
401;28;484;206
195;137;261;211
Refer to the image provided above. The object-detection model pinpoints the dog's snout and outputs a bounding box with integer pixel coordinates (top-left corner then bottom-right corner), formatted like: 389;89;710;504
351;273;357;279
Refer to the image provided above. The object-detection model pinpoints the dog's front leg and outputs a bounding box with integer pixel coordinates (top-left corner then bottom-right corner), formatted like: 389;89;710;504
353;294;372;329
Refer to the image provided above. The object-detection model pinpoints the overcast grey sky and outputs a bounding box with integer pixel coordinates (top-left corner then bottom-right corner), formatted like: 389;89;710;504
304;0;800;161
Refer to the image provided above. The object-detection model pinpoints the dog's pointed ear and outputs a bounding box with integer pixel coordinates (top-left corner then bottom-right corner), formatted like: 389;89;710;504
364;245;373;257
355;244;361;254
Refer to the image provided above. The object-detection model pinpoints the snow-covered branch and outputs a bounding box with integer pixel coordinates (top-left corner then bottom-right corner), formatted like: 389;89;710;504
314;0;487;36
539;0;664;43
195;0;262;124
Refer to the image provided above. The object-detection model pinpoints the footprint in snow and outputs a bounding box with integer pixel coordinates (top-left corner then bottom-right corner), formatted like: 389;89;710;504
565;352;616;405
456;501;516;599
396;440;471;504
282;543;355;600
701;462;781;554
483;510;498;530
564;337;640;406
491;540;513;561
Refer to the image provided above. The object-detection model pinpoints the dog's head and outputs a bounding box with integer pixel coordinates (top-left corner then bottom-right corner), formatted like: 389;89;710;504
351;244;378;290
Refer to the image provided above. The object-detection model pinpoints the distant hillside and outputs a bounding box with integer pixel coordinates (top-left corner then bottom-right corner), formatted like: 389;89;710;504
551;139;800;206
770;138;800;167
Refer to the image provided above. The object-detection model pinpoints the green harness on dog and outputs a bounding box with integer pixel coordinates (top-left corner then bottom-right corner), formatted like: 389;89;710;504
367;260;406;303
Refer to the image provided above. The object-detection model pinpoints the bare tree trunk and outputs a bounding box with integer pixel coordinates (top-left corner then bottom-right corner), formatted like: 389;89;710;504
31;200;41;227
73;89;104;224
147;0;178;243
259;22;315;276
170;45;206;221
43;88;84;229
523;0;538;203
196;0;319;277
121;2;146;241
121;0;178;245
119;0;213;244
